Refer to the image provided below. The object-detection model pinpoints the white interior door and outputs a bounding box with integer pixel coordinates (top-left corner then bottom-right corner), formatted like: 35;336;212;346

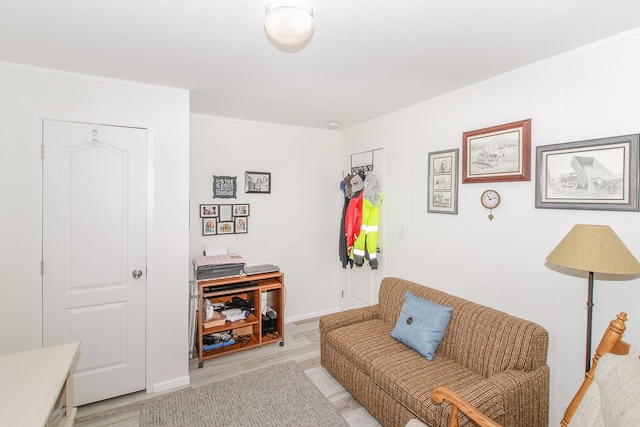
341;149;385;309
42;119;147;406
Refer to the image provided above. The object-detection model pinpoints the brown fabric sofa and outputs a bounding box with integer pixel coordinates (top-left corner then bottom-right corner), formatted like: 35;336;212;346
320;277;549;427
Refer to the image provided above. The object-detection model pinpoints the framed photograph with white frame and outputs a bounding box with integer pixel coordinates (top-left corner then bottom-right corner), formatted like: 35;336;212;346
233;204;250;216
245;171;271;194
535;134;639;211
217;221;234;234
234;217;248;233
202;218;217;236
427;148;459;214
462;119;531;183
199;204;218;218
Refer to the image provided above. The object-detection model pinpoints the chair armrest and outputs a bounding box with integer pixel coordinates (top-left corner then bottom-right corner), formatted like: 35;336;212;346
319;304;380;333
432;386;502;427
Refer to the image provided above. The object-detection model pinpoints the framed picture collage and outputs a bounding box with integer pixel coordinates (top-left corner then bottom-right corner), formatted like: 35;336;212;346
200;203;250;236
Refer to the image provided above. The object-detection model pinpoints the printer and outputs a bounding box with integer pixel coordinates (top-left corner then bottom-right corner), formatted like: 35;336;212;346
193;253;246;280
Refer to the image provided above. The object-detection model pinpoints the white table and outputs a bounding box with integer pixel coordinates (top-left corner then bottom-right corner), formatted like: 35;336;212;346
0;341;80;427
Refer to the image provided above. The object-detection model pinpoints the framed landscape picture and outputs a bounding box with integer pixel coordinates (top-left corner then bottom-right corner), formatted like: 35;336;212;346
535;134;639;211
462;119;531;183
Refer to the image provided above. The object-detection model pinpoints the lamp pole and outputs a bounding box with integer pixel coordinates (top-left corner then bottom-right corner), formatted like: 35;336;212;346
546;224;640;373
585;271;594;373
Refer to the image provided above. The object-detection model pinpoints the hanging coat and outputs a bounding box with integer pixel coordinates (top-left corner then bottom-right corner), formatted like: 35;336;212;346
353;174;382;269
339;173;364;268
345;191;363;257
338;178;351;268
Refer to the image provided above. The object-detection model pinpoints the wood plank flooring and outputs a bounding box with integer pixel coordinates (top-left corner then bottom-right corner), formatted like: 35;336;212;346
74;317;382;427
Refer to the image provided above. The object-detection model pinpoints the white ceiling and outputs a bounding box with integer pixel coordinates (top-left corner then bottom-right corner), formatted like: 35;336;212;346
1;1;639;130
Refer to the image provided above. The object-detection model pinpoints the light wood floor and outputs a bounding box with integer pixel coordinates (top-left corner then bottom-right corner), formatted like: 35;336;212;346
74;317;382;427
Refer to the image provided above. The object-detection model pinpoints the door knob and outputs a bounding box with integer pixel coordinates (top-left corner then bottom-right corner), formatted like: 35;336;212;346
132;269;143;279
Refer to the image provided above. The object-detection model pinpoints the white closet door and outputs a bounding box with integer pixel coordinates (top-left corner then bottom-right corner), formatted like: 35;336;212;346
42;119;147;405
341;149;385;309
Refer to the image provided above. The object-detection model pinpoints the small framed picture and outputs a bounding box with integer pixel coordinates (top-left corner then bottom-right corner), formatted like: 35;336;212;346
233;204;250;216
535;134;639;211
427;149;459;214
245;171;271;194
202;218;217;236
212;175;237;199
462;119;531;183
199;204;218;218
235;217;248;234
217;221;235;235
219;204;233;221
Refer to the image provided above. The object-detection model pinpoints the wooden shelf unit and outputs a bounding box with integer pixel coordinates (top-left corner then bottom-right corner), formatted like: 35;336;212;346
196;271;284;367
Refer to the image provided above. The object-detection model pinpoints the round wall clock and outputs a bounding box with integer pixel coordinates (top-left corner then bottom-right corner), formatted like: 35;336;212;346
480;189;500;220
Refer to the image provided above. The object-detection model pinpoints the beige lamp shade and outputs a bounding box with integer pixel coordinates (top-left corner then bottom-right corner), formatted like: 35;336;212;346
546;224;640;274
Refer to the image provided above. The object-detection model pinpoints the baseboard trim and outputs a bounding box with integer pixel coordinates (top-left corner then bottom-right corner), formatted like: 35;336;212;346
285;307;343;323
149;375;190;394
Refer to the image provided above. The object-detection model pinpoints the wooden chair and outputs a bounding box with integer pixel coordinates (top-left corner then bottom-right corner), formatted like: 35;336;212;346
430;312;629;427
431;387;502;427
560;311;629;426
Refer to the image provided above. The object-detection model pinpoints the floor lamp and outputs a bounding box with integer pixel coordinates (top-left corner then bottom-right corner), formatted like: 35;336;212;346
546;224;640;372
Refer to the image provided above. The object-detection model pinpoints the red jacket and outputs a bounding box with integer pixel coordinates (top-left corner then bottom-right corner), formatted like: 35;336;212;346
345;192;363;254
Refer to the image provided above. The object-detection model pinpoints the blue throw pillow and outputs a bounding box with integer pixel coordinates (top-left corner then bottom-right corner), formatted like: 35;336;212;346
390;290;453;361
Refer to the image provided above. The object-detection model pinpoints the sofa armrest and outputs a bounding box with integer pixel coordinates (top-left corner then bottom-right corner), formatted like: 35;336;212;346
432;367;549;427
319;304;380;334
485;366;550;426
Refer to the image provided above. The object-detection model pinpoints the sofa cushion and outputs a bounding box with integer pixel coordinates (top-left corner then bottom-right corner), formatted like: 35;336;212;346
323;319;414;376
365;342;504;424
391;291;452;361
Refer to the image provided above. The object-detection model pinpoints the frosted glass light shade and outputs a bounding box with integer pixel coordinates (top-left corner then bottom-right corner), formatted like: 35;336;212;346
546;224;640;274
265;6;314;47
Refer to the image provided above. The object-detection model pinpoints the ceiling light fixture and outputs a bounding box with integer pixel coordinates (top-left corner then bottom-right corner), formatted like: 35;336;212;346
264;4;314;49
327;121;340;130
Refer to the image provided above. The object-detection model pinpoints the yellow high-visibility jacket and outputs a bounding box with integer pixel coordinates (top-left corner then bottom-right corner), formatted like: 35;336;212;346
353;192;382;269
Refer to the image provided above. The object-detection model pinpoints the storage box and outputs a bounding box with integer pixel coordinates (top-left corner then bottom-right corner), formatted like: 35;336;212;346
233;325;253;336
203;311;226;327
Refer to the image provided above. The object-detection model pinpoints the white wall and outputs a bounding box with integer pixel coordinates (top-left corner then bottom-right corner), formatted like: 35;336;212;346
0;64;191;393
189;114;342;321
341;28;640;426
